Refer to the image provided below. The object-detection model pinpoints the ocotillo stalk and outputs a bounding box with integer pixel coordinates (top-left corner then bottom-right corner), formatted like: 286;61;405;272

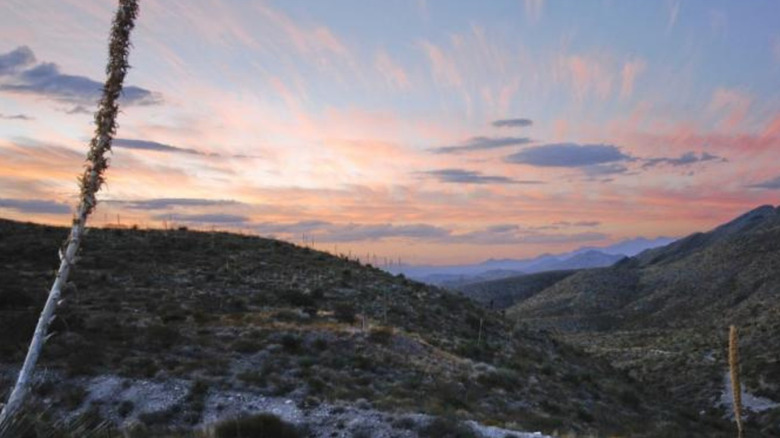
729;325;744;438
477;318;483;348
0;0;139;425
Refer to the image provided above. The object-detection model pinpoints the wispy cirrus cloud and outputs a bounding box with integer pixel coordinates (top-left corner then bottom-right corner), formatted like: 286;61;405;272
374;49;411;90
431;136;532;154
0;46;162;106
419;168;541;185
620;58;646;99
524;0;545;23
555;54;615;102
709;88;751;130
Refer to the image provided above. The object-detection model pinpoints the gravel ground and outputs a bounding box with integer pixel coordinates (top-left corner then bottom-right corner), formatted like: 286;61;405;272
1;367;553;437
719;371;779;418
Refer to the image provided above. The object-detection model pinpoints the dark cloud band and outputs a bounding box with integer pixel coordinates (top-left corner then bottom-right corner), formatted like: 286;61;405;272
0;46;161;106
431;136;532;154
0;198;71;215
420;168;540;185
492;118;533;128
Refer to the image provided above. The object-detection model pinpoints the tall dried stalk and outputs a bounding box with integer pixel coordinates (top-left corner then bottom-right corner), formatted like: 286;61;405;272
729;325;744;438
0;0;140;425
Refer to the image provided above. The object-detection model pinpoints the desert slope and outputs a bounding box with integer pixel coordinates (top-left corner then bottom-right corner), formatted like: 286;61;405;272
508;205;780;436
0;218;721;437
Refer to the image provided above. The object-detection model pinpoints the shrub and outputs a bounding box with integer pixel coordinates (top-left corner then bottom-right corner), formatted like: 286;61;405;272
286;290;316;308
334;303;356;324
118;400;135;418
368;326;394;344
232;338;263;354
146;323;181;349
419;417;478;438
214;413;301;438
0;287;34;309
280;333;302;353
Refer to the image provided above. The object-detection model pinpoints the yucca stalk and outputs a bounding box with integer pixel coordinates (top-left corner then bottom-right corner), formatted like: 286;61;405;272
0;0;139;425
729;325;744;438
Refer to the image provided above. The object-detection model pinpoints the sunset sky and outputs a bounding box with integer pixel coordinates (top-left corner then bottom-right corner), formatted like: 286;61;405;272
1;0;779;264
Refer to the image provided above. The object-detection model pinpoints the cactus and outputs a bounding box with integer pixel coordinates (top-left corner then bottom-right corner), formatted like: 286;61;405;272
0;0;140;425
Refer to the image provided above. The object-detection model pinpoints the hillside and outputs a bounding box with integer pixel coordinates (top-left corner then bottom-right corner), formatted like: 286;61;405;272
0;219;724;437
455;270;579;310
508;205;780;436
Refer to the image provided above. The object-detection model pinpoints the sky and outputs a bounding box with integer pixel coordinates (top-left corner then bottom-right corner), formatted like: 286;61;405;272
0;0;779;264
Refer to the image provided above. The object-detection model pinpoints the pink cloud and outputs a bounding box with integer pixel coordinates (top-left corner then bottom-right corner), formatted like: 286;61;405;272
374;50;411;90
556;54;614;102
418;41;462;88
620;58;646;99
709;88;752;131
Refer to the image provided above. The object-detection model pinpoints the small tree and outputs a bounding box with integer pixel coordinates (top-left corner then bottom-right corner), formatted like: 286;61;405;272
0;0;140;425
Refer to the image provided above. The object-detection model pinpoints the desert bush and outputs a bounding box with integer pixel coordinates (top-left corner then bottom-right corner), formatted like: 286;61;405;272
237;370;267;387
213;413;301;438
392;416;418;430
477;368;521;390
0;288;34;310
334;303;356;324
280;333;302;353
419;417;478;438
145;323;181;349
368;326;394;344
232;338;264;354
285;290;316;308
117;400;134;418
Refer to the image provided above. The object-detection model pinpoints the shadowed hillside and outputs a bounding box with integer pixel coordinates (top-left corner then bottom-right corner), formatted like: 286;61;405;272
0;219;726;437
455;270;579;310
508;205;780;436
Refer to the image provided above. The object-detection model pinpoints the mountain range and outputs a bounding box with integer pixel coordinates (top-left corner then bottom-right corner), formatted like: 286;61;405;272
390;236;675;286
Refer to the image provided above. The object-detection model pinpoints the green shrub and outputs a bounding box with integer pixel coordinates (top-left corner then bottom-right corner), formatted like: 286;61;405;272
214;413;301;438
